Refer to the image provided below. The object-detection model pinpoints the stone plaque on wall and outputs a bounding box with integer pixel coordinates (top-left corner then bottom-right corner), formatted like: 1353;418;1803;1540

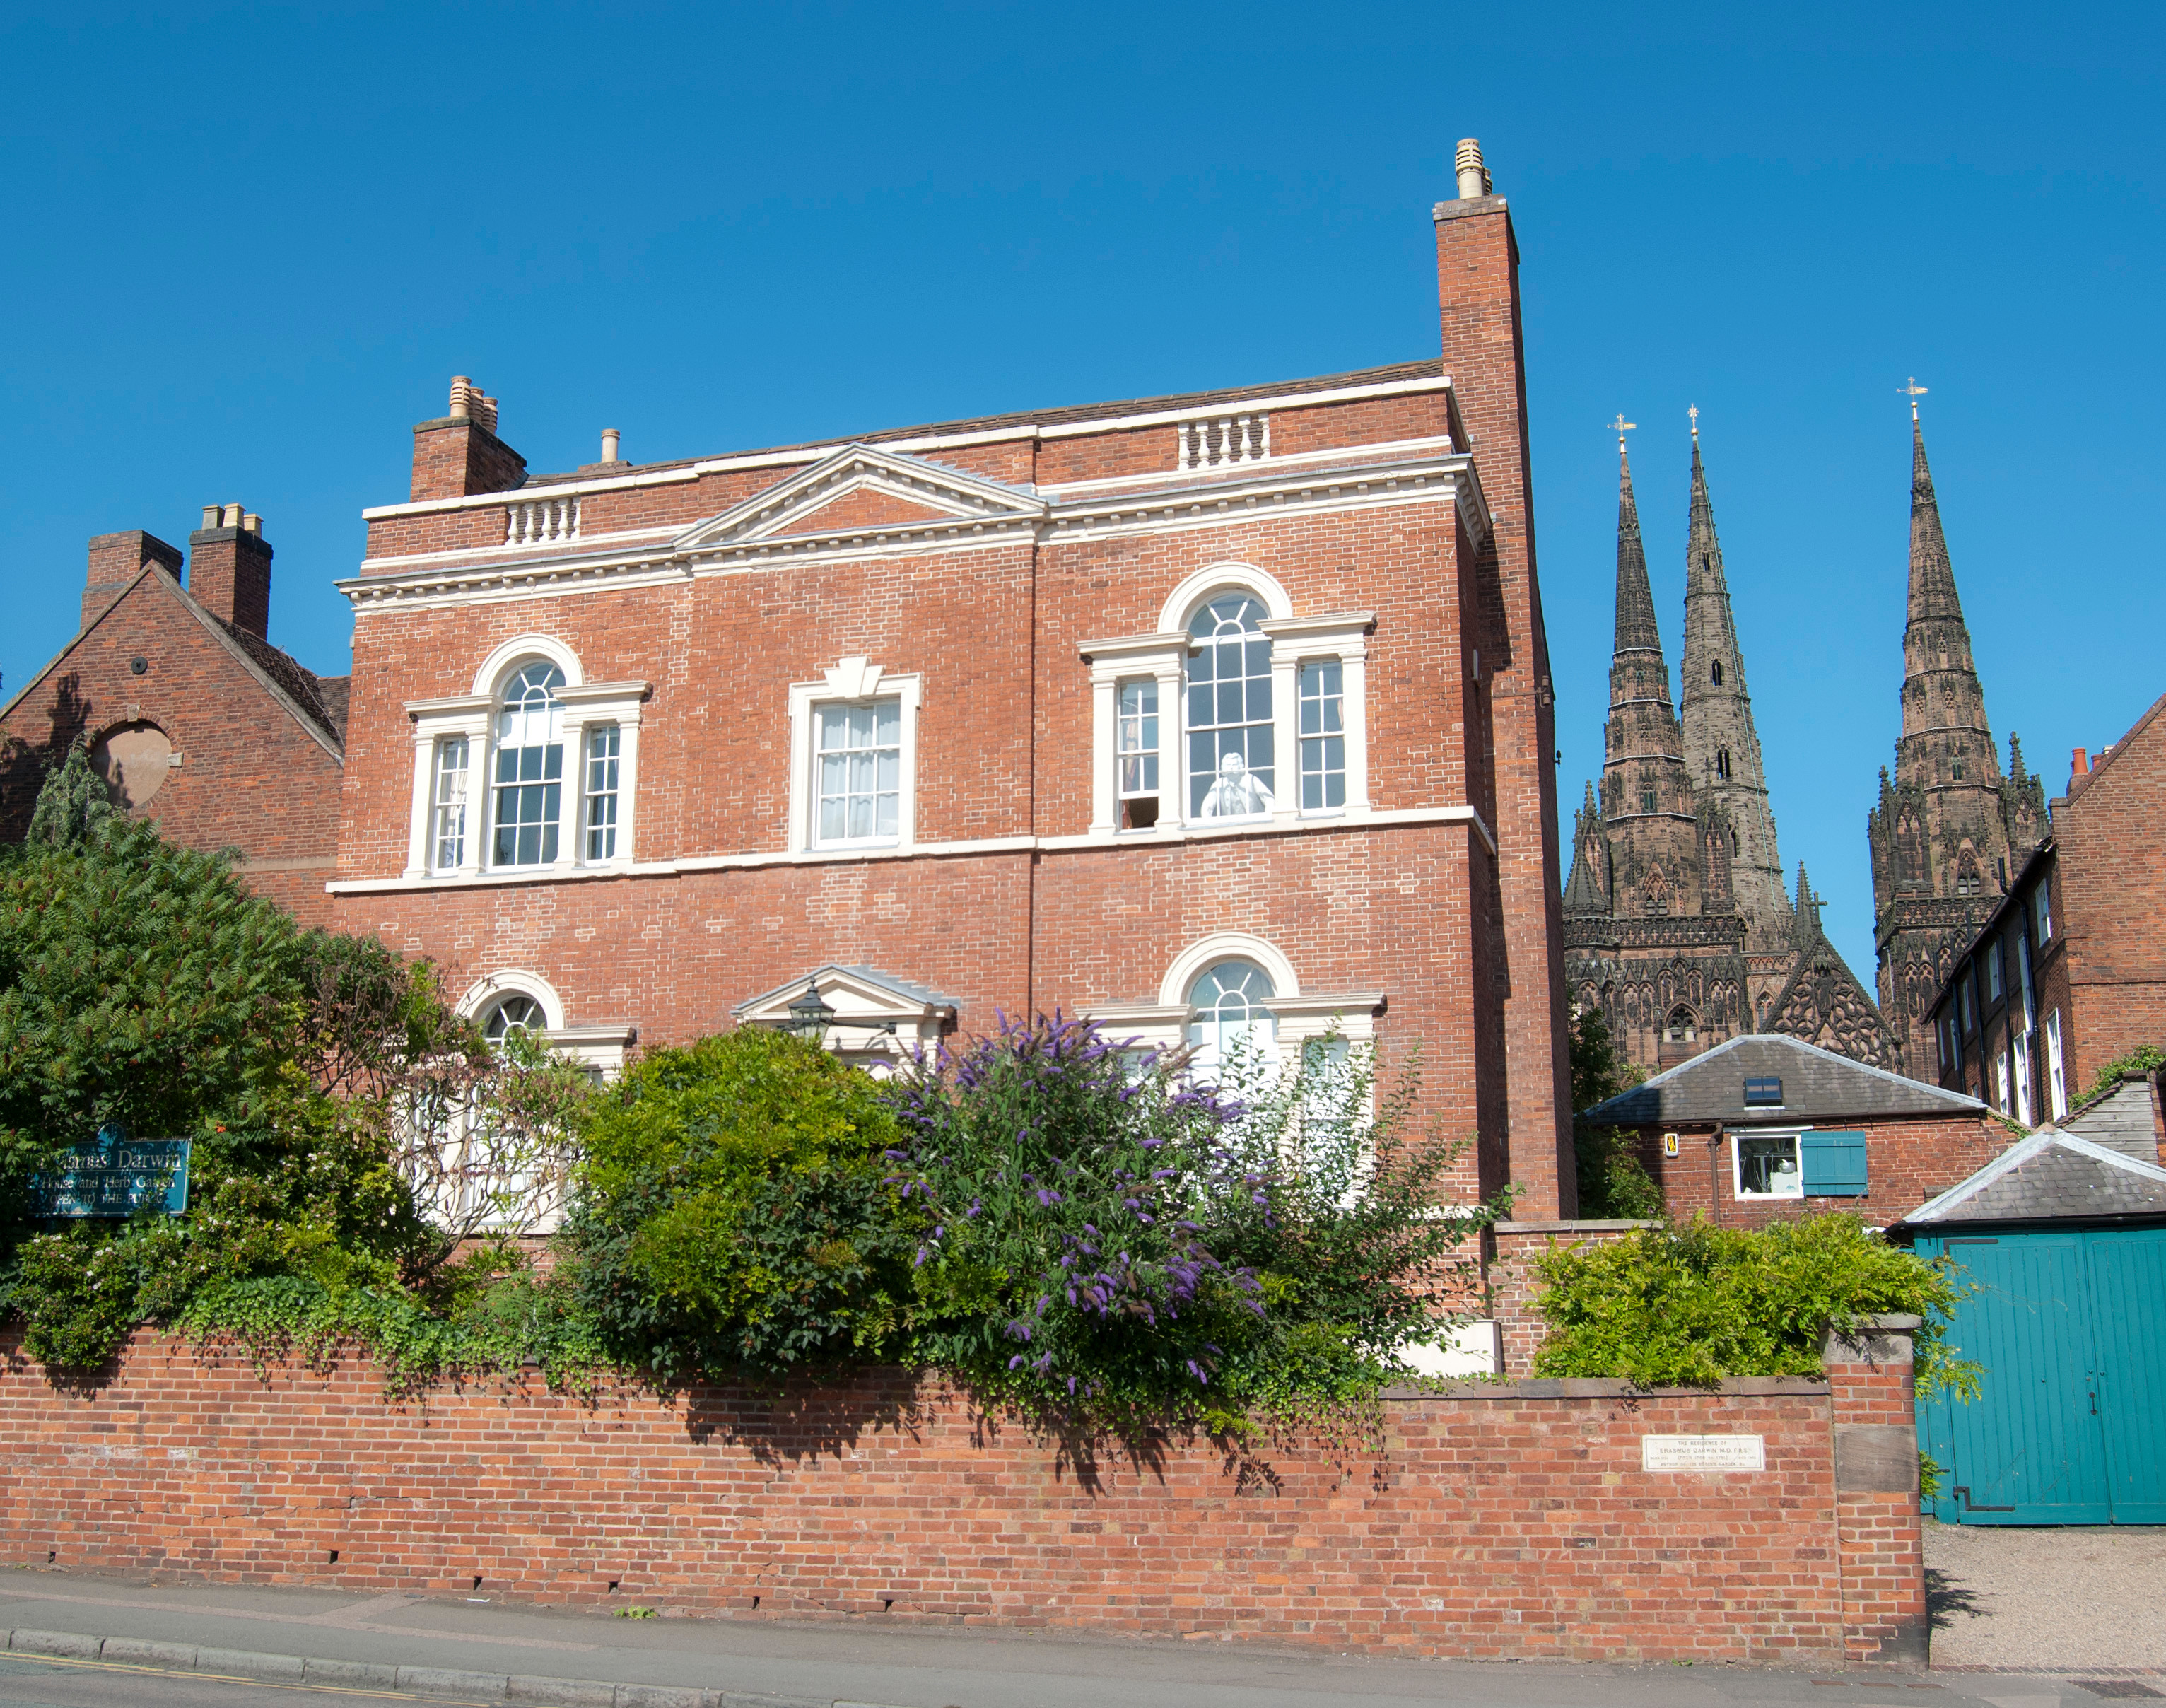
1641;1434;1766;1471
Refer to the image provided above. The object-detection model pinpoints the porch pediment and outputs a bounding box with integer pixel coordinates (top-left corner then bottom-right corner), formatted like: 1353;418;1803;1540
672;444;1047;557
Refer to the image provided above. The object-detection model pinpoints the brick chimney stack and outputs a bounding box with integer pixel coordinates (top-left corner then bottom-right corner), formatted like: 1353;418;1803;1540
189;503;274;638
1433;137;1576;1216
411;375;527;501
83;530;183;629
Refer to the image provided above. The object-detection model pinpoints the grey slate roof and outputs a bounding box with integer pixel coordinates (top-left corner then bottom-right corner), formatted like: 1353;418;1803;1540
1580;1031;1986;1126
2063;1075;2162;1163
1899;1128;2166;1227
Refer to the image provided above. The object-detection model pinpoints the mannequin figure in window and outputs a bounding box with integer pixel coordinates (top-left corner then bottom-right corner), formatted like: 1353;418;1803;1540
1198;751;1275;818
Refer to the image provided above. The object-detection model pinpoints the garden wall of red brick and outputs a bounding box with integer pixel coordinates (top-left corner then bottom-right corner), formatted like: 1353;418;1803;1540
0;1324;1925;1668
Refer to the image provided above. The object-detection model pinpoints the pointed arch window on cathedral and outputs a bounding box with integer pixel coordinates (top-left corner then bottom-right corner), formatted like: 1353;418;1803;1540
1716;748;1731;780
1711;660;1723;686
1641;788;1658;814
1955;848;1983;896
1664;1007;1697;1044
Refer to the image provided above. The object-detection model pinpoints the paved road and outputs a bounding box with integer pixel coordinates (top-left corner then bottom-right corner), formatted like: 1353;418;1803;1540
0;1569;2150;1708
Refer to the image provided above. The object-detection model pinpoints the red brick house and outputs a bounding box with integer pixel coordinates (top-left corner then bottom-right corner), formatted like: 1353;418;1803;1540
1923;691;2166;1123
324;146;1577;1219
1579;1031;2004;1227
0;510;346;926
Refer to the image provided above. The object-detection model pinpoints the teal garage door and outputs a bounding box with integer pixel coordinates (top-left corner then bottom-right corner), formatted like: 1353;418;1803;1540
1916;1228;2166;1526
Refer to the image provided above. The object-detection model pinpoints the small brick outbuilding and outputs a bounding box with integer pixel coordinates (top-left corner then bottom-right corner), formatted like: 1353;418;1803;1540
1580;1031;2007;1227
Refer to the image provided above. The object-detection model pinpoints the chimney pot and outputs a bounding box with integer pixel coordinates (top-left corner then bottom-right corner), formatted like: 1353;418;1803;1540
201;505;220;530
1454;137;1492;199
221;503;243;528
242;513;261;534
448;375;472;421
2073;747;2090;776
601;428;621;464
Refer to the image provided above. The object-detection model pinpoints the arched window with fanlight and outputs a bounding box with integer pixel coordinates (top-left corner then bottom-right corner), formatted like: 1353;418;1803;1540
1186;596;1276;819
1186;959;1277;1073
492;661;566;867
483;994;546;1046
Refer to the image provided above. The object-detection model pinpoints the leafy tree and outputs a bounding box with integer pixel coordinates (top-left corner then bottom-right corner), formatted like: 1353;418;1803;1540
2082;1044;2166;1105
1567;1005;1662;1219
24;738;117;850
0;760;584;1372
562;1028;912;1383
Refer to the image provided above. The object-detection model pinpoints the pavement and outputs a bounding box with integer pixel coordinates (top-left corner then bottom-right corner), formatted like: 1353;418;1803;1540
0;1557;2153;1708
1924;1520;2166;1673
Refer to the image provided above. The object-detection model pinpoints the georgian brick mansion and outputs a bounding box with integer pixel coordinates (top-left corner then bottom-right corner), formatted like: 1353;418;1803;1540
0;144;1580;1224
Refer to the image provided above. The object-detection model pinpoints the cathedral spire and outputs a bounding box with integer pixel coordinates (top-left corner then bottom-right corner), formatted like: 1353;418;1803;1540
1612;438;1663;658
1678;426;1791;966
1905;419;1970;633
1868;397;2047;1079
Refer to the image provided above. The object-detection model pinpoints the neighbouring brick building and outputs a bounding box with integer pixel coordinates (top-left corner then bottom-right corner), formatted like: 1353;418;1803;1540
1923;690;2166;1123
327;143;1577;1218
1578;1031;2003;1229
0;509;347;925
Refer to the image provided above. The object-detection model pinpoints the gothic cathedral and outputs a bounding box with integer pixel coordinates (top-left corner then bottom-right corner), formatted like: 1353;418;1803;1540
1866;409;2046;1077
1565;423;1899;1079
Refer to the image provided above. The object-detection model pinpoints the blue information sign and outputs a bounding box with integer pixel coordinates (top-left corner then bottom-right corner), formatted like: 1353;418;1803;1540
28;1127;190;1218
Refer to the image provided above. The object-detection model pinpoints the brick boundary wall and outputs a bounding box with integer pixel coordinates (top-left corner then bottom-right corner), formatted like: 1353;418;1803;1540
0;1323;1924;1668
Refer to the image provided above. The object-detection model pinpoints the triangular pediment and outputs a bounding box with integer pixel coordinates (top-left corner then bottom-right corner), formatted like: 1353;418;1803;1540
674;444;1046;554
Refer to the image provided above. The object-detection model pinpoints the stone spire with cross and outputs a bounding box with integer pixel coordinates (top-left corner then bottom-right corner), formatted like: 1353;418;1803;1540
1866;391;2047;1076
1676;415;1793;1004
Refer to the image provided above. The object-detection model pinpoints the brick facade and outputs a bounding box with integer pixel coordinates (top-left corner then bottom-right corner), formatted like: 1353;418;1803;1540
1926;691;2166;1120
0;1325;1925;1668
331;175;1562;1211
0;532;346;928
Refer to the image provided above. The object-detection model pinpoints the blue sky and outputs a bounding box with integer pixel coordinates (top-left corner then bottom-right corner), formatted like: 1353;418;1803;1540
3;3;2160;985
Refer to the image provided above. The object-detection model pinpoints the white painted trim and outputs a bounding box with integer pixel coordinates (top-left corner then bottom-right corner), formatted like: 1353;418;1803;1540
356;374;1459;523
1039;433;1460;497
1157;561;1294;632
458;969;568;1031
472;633;587;694
328;807;1492;894
1731;1128;1810;1201
1160;932;1303;1007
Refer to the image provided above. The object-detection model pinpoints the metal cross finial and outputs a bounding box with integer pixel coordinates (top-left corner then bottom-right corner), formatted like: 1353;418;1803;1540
1687;404;1699;440
1899;377;1928;421
1609;414;1637;454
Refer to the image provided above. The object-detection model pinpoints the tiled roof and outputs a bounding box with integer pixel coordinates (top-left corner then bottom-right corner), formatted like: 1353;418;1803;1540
2062;1075;2162;1162
1899;1128;2166;1226
522;359;1448;489
1581;1031;1986;1126
214;617;343;749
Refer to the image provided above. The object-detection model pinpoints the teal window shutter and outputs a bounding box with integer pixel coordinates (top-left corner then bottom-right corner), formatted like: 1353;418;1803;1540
1801;1130;1868;1195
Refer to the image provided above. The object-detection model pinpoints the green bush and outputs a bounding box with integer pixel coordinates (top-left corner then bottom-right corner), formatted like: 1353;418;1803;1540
886;1013;1265;1412
562;1028;913;1382
1531;1215;1974;1396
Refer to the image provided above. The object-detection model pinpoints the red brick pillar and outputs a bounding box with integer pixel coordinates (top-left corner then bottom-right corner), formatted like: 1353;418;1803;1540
1822;1312;1926;1668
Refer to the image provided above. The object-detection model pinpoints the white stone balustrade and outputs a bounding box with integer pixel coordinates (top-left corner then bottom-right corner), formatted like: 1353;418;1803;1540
1177;414;1270;471
505;495;580;546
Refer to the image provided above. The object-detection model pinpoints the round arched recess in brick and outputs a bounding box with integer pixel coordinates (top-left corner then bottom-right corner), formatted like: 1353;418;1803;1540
457;969;568;1034
468;633;585;698
1156;561;1292;634
1157;931;1301;1008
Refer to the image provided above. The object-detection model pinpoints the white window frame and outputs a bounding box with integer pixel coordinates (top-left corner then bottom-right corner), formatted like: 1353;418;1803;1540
2045;1008;2068;1119
1994;1048;2011;1114
403;636;648;880
1079;563;1371;838
2035;878;2054;944
1733;1128;1808;1201
785;656;923;855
